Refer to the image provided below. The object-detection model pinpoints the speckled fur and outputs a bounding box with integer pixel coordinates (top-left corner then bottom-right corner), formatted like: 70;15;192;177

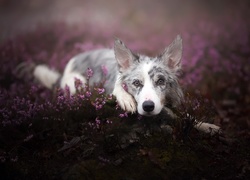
34;36;184;116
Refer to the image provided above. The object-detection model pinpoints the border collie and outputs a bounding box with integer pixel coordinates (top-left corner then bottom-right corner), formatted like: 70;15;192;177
31;35;220;134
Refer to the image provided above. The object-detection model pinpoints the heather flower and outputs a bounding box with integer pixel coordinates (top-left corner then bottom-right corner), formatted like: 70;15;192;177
93;95;107;110
119;112;128;118
93;100;103;110
106;119;112;124
79;94;85;100
88;117;102;129
106;94;113;100
95;117;101;125
101;65;108;76
122;83;128;92
96;88;105;94
64;85;71;97
86;68;93;78
74;77;84;89
85;91;92;98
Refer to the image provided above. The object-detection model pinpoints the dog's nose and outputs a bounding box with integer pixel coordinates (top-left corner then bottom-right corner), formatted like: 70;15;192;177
142;100;155;112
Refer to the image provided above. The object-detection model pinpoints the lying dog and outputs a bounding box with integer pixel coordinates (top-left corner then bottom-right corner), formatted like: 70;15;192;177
31;35;220;134
34;36;183;116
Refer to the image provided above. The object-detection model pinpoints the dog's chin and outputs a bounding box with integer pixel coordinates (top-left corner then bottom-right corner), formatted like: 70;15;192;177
141;112;155;117
138;110;162;117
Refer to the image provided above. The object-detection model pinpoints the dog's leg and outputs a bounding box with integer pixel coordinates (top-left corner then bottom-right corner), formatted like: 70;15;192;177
33;65;60;89
194;121;221;135
60;72;86;95
113;76;137;113
163;107;221;136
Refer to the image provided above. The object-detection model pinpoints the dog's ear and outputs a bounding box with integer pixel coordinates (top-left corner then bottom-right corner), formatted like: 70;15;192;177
161;35;183;72
114;38;137;72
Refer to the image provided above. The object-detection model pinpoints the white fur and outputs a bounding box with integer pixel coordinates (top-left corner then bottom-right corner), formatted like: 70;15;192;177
60;72;86;94
33;65;60;89
136;61;163;115
194;121;221;135
60;58;87;94
113;74;137;113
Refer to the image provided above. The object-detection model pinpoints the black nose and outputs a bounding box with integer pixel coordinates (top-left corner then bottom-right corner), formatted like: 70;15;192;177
142;101;155;112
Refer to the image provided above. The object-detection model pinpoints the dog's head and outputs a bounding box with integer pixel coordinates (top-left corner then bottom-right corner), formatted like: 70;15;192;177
114;36;183;116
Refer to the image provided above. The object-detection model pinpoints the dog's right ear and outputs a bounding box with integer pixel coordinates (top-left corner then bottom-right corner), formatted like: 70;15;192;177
160;35;183;73
114;38;137;72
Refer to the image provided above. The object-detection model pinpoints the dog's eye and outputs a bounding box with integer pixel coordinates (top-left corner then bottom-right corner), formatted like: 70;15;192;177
156;78;165;86
133;79;142;87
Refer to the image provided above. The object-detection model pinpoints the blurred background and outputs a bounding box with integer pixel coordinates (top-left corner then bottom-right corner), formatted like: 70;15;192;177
1;0;248;41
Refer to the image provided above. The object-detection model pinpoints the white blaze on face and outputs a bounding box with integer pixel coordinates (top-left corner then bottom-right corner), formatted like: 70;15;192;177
136;60;163;116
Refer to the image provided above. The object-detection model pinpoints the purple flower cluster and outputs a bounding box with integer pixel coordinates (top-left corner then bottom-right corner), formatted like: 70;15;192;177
119;112;128;118
0;92;39;126
86;68;94;78
101;65;108;76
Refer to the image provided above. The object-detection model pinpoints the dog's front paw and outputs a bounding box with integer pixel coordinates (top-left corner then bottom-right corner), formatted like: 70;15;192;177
115;92;137;114
195;122;222;135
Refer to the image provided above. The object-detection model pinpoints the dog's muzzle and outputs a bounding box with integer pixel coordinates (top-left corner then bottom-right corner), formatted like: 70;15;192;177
142;100;155;112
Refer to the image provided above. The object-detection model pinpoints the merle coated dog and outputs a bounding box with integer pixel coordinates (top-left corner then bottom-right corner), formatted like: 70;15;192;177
31;35;220;134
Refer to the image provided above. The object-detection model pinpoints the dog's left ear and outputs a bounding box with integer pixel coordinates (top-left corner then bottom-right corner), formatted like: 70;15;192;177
160;35;183;72
114;38;138;72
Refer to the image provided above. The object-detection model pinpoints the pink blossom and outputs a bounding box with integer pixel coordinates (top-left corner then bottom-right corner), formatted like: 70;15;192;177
96;88;105;94
101;65;108;76
122;83;128;92
85;91;92;97
119;112;128;118
86;68;93;78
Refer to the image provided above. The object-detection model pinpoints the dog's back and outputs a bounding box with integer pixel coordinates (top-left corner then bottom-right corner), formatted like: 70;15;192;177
33;49;118;94
61;49;118;94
